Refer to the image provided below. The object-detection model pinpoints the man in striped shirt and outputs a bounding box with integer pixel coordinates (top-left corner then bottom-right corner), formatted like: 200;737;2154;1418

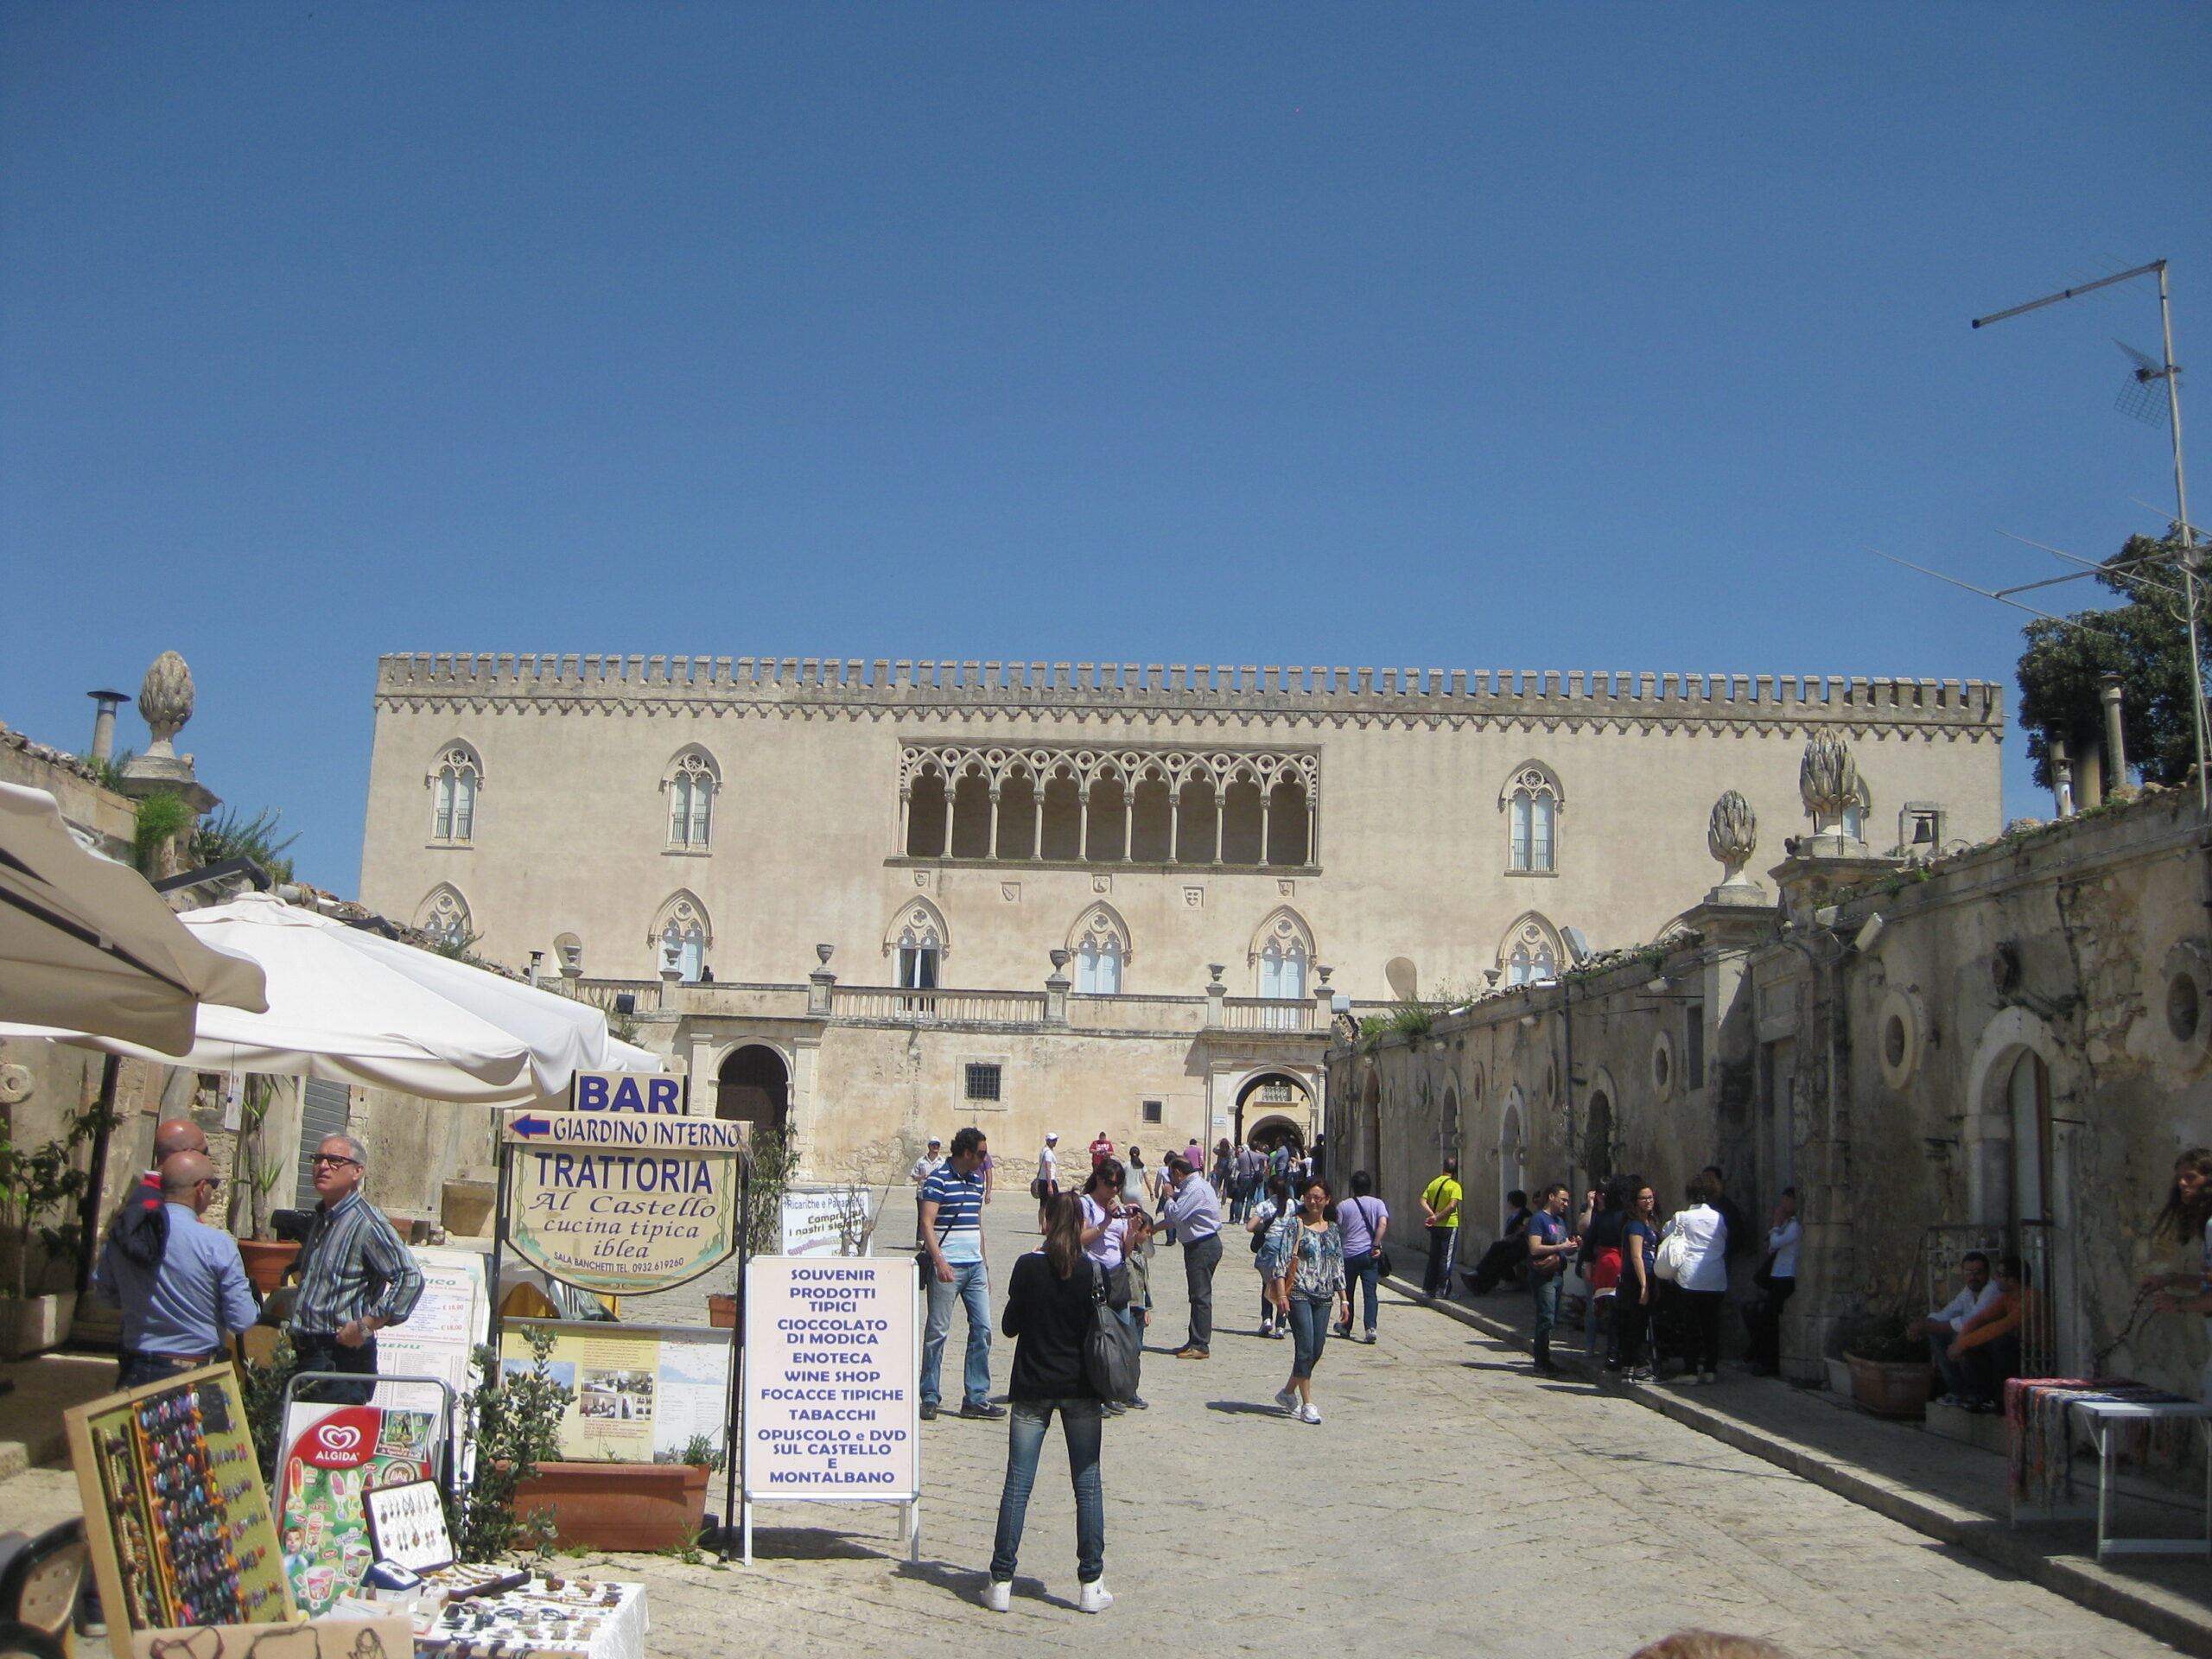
918;1126;1002;1421
289;1134;424;1404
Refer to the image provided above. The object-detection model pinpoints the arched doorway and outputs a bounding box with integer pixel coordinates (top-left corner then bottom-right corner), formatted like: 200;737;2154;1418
1235;1071;1312;1148
1585;1090;1614;1186
1499;1090;1528;1229
1246;1115;1304;1153
717;1045;790;1134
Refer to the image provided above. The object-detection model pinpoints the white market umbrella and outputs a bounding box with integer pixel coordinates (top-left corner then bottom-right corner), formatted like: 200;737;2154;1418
0;781;268;1056
3;892;657;1103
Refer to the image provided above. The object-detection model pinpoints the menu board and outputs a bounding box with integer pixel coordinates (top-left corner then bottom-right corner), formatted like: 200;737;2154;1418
742;1257;917;1501
66;1364;296;1633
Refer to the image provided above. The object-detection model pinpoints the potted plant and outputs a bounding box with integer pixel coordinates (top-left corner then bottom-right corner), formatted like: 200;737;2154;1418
1843;1315;1936;1420
228;1078;302;1293
455;1327;574;1561
0;1127;89;1359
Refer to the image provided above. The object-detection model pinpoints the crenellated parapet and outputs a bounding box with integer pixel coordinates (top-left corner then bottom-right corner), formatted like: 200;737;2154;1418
374;653;2004;741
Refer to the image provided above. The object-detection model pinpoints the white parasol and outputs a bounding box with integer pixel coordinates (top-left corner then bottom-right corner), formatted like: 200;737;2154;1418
0;781;268;1055
2;891;657;1103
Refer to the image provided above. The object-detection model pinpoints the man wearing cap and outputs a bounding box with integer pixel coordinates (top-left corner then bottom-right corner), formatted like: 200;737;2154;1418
93;1150;258;1389
1037;1132;1060;1199
911;1137;944;1245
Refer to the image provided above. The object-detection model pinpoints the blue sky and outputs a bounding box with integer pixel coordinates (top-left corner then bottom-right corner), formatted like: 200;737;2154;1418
3;4;2207;892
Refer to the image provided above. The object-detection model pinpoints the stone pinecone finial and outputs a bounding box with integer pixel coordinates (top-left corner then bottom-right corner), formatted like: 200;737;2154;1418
1798;730;1858;830
138;652;195;759
1707;790;1758;887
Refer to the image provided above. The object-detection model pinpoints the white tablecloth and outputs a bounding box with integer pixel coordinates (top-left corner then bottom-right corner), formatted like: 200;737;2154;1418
414;1577;646;1659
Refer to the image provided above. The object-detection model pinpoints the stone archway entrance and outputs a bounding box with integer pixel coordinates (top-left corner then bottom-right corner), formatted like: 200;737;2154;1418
717;1044;790;1133
1234;1071;1312;1149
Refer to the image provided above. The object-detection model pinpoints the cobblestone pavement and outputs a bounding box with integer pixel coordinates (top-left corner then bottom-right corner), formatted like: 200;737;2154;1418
3;1203;2178;1659
611;1205;2177;1659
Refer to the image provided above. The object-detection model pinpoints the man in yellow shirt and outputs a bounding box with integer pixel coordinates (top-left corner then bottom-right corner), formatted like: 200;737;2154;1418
1421;1159;1463;1300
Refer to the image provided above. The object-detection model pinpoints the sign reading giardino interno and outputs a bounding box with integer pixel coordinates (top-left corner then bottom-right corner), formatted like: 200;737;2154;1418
499;1108;741;1294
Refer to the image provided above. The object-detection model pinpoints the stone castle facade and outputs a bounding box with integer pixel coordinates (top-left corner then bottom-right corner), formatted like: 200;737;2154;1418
359;653;2005;1181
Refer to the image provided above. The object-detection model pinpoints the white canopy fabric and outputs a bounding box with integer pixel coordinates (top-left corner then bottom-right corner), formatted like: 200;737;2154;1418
1;892;658;1103
0;781;268;1056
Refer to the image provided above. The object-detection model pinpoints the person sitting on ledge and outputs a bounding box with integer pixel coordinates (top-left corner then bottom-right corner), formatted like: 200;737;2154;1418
1459;1190;1533;1297
1905;1249;1996;1405
1950;1255;2034;1413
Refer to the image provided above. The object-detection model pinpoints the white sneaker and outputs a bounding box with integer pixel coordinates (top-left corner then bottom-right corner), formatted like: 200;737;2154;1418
1300;1402;1322;1424
1079;1581;1114;1614
982;1581;1011;1612
1274;1386;1299;1413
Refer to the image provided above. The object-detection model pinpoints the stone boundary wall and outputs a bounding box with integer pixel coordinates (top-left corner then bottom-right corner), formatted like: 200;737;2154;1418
376;654;2004;739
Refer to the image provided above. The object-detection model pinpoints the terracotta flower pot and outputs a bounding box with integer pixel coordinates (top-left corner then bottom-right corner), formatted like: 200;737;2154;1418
238;1239;301;1295
707;1294;738;1330
513;1460;712;1552
1846;1351;1934;1420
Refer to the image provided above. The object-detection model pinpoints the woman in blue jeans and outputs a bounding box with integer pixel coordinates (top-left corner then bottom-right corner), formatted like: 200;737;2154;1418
1332;1170;1389;1342
1273;1179;1345;1424
986;1193;1113;1614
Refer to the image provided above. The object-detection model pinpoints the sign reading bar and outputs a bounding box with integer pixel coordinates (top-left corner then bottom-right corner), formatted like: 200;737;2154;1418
742;1256;917;1502
501;1108;743;1294
570;1070;690;1114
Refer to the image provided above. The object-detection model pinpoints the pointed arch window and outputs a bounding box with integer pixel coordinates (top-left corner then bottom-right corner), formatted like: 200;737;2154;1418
1502;763;1560;873
1250;907;1315;1008
1501;912;1561;986
652;893;712;983
666;750;718;849
430;745;481;842
887;900;947;991
1069;904;1130;995
418;885;474;951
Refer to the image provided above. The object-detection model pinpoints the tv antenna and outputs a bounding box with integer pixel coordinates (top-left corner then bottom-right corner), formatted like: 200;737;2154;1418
1974;259;2206;813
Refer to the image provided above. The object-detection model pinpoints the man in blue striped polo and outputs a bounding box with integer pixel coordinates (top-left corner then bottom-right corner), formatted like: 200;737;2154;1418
918;1126;1003;1421
290;1134;424;1404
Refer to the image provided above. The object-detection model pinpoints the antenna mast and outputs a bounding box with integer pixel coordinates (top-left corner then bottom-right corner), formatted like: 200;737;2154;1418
1975;260;2206;814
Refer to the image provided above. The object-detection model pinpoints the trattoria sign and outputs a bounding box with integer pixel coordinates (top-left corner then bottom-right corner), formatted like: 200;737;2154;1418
500;1109;743;1294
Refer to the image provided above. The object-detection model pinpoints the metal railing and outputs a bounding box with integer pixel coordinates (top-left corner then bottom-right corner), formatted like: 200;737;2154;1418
831;985;1049;1024
1923;1221;2056;1379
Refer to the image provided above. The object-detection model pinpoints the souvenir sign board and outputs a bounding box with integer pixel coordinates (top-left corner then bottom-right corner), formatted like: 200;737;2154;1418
739;1255;919;1563
129;1614;414;1659
364;1478;454;1573
66;1363;296;1634
275;1403;439;1616
500;1110;742;1294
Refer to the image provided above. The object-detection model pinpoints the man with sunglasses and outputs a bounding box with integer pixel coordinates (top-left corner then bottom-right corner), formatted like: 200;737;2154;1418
92;1150;257;1389
291;1134;423;1404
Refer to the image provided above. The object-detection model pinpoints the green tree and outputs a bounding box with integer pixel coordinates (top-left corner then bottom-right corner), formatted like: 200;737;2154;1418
2015;532;2205;792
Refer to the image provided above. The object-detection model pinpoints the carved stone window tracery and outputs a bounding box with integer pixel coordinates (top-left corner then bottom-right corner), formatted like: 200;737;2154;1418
665;749;719;849
1500;912;1561;986
1500;761;1560;873
418;884;474;950
1069;903;1130;995
429;743;481;842
652;892;712;982
899;741;1317;868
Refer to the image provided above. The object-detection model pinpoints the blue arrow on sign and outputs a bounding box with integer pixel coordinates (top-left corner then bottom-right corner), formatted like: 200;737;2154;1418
511;1115;552;1139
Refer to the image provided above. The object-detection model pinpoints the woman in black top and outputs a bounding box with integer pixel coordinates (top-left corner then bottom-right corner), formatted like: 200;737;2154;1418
985;1192;1111;1613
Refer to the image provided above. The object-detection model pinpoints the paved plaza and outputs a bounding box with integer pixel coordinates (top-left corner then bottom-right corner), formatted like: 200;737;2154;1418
638;1203;2174;1659
0;1200;2182;1659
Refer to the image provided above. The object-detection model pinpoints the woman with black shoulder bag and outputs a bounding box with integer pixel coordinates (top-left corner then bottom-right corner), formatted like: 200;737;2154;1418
986;1193;1113;1614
